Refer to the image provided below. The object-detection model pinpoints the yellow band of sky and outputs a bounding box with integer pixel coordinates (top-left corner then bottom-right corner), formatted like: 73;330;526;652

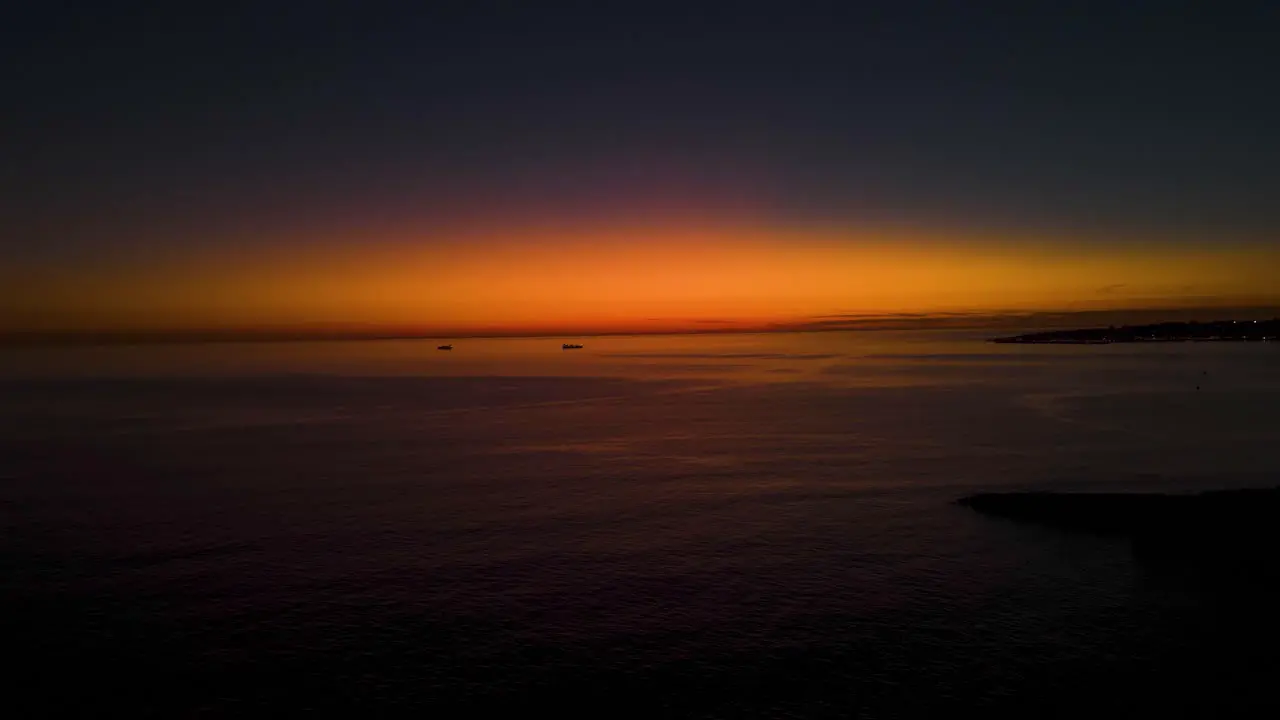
4;224;1277;334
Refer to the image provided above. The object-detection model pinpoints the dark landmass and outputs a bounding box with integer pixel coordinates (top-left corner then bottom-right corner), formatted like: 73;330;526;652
990;318;1279;344
958;488;1280;583
6;306;1279;347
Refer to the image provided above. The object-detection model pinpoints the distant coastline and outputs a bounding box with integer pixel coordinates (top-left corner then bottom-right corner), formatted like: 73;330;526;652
991;319;1279;344
4;308;1279;347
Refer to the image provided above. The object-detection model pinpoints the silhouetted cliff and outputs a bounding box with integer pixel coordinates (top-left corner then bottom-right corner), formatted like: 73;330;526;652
958;488;1280;584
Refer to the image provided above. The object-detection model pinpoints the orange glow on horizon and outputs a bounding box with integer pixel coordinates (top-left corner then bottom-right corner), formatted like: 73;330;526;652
4;224;1278;335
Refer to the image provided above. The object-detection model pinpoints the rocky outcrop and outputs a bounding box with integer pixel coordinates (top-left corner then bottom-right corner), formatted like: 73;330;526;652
958;487;1280;584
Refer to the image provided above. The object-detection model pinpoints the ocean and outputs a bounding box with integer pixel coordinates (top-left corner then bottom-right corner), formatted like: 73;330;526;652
2;330;1278;716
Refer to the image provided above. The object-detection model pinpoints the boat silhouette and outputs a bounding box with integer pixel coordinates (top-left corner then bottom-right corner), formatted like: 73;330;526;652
437;344;453;350
562;343;584;350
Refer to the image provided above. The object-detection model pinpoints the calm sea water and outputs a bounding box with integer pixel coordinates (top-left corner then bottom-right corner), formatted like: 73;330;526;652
2;330;1279;716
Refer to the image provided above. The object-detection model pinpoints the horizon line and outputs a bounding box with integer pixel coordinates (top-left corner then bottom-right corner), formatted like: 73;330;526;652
3;304;1278;347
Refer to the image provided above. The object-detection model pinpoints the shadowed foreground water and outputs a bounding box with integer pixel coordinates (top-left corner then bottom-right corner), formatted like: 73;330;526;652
2;331;1279;716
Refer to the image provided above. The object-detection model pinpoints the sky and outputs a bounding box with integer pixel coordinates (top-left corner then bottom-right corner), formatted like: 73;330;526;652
3;2;1278;337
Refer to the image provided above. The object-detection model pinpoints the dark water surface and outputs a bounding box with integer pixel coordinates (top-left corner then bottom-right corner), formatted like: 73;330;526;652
3;331;1279;716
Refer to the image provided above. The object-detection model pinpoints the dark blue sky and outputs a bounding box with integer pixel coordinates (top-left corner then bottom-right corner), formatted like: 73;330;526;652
4;1;1278;267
